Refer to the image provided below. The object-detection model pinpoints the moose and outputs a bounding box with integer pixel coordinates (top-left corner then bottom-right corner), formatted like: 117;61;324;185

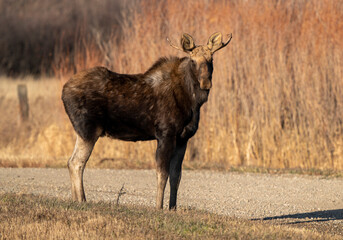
62;32;232;209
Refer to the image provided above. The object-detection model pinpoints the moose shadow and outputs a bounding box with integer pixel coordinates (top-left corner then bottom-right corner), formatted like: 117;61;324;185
253;209;343;224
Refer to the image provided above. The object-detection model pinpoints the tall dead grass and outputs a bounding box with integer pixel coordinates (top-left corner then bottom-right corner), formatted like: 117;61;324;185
0;0;122;75
1;0;342;170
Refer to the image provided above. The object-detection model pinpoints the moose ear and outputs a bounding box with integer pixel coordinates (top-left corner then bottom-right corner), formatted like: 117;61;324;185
207;32;222;51
181;33;196;52
208;32;232;54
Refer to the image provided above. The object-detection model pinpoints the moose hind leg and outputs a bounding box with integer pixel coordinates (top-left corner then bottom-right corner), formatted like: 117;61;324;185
169;141;187;210
68;134;97;202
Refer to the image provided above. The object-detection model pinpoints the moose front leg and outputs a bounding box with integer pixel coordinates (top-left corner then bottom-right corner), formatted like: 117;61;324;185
169;140;188;210
155;136;176;209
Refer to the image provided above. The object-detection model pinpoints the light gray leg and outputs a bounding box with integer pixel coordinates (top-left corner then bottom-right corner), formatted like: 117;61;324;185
68;135;96;202
156;169;169;209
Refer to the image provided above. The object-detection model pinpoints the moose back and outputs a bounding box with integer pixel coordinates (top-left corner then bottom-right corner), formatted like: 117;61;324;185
62;32;232;209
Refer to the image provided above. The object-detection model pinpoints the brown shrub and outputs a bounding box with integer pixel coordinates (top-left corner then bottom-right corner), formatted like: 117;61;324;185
0;0;121;75
1;0;343;170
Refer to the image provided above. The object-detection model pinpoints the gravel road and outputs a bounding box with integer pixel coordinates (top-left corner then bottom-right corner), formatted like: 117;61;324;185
1;168;342;234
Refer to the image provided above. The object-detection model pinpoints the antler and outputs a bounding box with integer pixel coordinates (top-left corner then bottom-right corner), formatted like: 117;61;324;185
166;37;183;52
211;33;232;54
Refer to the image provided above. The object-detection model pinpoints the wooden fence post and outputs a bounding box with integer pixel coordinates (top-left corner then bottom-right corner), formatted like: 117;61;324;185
17;84;29;123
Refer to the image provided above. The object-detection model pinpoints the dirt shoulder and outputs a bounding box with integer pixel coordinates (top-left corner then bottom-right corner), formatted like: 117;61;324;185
0;168;342;236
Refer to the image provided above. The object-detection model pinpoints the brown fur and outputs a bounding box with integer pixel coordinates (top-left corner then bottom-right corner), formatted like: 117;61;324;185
62;32;232;209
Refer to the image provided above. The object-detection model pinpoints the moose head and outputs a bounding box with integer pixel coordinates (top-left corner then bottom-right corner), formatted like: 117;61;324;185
168;32;232;90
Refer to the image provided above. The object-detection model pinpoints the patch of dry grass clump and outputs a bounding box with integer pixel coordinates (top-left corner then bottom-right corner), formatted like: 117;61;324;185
0;193;340;239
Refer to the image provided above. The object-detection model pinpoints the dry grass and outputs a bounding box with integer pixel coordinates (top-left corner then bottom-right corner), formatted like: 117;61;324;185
0;193;340;239
0;0;343;171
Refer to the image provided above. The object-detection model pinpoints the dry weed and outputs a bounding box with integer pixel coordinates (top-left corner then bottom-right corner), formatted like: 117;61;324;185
0;193;340;239
0;0;343;171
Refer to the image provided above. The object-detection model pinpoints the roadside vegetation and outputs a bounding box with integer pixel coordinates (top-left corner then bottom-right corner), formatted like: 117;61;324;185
0;0;343;171
0;193;340;239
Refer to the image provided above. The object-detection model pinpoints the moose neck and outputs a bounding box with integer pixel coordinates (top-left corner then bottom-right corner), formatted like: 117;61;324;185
143;56;210;112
